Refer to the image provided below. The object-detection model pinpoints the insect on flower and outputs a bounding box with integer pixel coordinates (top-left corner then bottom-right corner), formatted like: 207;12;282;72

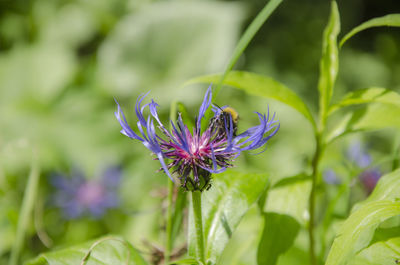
115;85;279;191
210;105;239;136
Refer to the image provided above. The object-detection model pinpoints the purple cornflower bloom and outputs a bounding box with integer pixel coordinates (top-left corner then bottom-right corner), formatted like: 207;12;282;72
115;85;279;191
359;168;381;194
50;167;121;219
347;141;381;194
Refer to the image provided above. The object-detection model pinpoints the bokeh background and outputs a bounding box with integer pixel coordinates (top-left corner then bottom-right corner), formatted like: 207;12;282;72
1;0;400;264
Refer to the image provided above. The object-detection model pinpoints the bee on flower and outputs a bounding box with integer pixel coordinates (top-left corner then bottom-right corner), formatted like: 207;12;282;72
115;85;279;191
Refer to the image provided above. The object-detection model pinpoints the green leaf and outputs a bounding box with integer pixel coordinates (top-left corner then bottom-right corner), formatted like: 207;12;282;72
26;236;148;265
353;168;400;211
187;71;315;129
340;14;400;46
326;103;400;143
329;87;400;115
168;258;199;264
264;174;311;225
257;213;300;265
188;171;269;264
325;201;400;265
170;189;187;250
10;158;40;265
348;237;400;265
318;1;340;124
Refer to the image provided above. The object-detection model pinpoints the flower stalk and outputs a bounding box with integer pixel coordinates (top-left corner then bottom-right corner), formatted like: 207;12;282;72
308;132;322;265
165;179;174;264
191;191;206;264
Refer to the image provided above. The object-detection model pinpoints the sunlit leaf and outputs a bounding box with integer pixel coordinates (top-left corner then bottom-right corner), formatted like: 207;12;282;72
348;237;400;265
170;189;187;250
325;200;400;265
26;236;148;265
257;212;300;265
188;171;269;264
264;174;311;225
168;258;199;264
329;87;400;115
318;1;340;124
353;168;400;211
326;103;400;143
187;71;315;129
341;14;400;46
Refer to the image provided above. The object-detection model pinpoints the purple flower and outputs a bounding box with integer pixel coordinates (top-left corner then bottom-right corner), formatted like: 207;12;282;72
50;167;121;219
115;85;279;191
346;141;381;194
323;169;341;185
359;168;381;194
347;141;372;168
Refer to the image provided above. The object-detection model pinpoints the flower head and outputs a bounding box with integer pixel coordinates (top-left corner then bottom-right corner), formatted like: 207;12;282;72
359;168;381;194
50;167;121;219
346;141;381;194
115;86;279;191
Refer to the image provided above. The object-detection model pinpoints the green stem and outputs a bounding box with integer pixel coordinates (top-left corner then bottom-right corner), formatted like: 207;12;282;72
165;180;174;264
309;132;322;265
191;191;206;264
9;157;40;265
391;133;400;171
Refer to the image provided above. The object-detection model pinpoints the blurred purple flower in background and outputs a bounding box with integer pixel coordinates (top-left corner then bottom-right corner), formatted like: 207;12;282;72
359;168;381;194
115;86;279;191
347;141;372;168
50;167;121;219
347;141;381;194
323;169;341;185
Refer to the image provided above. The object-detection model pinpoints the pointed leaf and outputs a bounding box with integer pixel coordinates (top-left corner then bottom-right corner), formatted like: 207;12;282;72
353;168;400;211
325;201;400;265
341;14;400;46
328;87;400;115
348;237;400;265
264;174;311;226
187;71;315;129
326;103;400;142
188;171;269;264
257;213;300;265
26;236;148;265
318;1;340;123
168;258;199;264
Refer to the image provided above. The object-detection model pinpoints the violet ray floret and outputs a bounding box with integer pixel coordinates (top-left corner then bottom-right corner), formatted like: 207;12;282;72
115;85;279;191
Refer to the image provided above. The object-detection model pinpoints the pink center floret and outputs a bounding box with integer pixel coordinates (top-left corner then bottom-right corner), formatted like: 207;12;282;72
77;181;105;207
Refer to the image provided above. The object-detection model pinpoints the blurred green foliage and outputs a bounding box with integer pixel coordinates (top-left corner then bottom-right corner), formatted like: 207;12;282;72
1;0;400;264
